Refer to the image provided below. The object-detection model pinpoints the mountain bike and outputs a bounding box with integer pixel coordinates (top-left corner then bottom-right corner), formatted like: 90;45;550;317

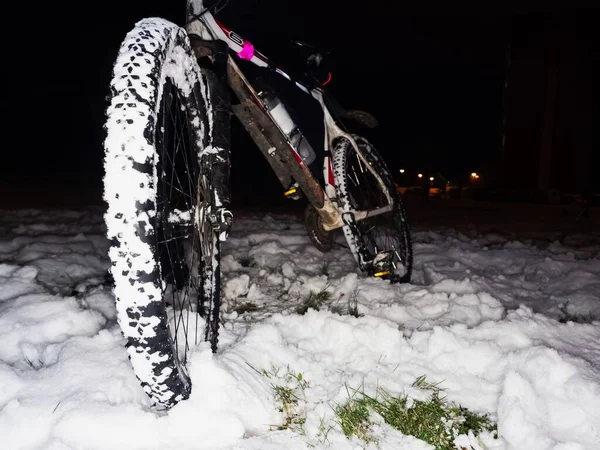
103;0;413;409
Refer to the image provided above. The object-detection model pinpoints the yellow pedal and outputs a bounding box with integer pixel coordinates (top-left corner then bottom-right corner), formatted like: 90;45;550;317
284;187;297;197
373;271;390;277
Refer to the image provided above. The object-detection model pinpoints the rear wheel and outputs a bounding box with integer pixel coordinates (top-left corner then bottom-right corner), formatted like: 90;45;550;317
332;135;413;283
103;18;220;409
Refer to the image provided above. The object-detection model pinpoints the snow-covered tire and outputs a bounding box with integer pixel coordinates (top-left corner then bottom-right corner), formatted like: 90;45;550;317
103;18;217;409
333;135;413;283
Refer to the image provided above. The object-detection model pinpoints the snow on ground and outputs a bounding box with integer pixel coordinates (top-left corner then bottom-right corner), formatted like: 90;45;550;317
0;206;599;449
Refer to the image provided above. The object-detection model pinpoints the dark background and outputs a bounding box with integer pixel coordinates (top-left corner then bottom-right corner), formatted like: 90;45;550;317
5;1;598;208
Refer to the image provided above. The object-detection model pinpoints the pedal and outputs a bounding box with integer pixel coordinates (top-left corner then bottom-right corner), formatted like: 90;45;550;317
284;182;304;200
372;251;393;278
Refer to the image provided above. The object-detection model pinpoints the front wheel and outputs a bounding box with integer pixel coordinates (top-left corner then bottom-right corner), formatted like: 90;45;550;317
103;18;221;409
332;135;413;283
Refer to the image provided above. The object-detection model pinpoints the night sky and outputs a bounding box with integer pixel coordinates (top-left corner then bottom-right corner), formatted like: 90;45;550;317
7;1;595;207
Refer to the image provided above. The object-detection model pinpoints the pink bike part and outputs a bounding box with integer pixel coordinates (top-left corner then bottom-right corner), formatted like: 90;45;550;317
237;41;255;60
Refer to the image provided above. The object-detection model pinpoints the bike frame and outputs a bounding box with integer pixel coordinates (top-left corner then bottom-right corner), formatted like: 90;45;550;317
185;1;393;232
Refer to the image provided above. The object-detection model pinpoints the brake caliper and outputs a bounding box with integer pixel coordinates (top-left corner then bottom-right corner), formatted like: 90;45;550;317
215;208;233;241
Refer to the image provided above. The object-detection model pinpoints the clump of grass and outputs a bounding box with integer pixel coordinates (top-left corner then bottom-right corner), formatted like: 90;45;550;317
233;301;259;315
335;388;377;444
24;357;44;370
318;261;331;277
314;415;335;446
248;363;309;433
296;290;332;315
237;254;255;268
347;289;362;318
334;376;497;449
330;290;363;318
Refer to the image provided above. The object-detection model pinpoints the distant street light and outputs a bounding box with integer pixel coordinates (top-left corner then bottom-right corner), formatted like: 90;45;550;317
418;173;423;179
399;169;405;174
429;176;434;181
471;172;480;179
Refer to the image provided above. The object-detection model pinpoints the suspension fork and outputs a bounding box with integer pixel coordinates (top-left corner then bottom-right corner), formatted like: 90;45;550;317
190;37;233;240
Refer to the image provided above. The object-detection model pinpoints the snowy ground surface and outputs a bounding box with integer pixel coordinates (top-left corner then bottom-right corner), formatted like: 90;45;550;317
1;206;599;449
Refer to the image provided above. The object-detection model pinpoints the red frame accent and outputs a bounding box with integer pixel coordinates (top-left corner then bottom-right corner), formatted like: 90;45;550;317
328;158;335;185
215;19;232;34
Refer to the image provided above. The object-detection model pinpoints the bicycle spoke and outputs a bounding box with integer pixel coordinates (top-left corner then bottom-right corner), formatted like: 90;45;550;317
151;78;208;366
